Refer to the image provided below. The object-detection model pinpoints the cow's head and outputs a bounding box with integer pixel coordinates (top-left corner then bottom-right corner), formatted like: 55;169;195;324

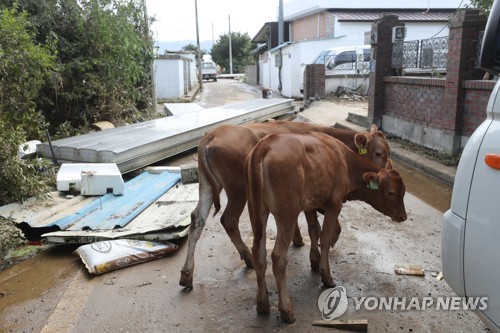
355;162;407;222
354;124;390;169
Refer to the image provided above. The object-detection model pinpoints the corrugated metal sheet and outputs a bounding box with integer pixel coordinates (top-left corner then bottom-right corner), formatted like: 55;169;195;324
0;170;194;243
333;10;456;22
37;98;295;173
43;182;197;244
48;170;180;231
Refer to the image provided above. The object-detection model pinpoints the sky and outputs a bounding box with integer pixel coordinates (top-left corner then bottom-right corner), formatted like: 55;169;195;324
146;0;279;43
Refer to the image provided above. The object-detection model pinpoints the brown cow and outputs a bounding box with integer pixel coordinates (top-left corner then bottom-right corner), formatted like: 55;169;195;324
179;122;390;288
245;132;407;323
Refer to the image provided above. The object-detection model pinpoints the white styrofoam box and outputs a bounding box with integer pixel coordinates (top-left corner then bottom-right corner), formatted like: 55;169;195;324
18;140;42;159
57;163;124;195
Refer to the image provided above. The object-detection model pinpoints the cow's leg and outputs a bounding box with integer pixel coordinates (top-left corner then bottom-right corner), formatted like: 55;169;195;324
250;209;271;315
304;210;321;272
179;179;214;289
318;205;342;288
272;215;298;323
220;188;253;268
291;223;305;247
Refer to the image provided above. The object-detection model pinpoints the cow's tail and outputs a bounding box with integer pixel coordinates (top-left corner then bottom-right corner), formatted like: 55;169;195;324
198;134;222;216
245;140;268;229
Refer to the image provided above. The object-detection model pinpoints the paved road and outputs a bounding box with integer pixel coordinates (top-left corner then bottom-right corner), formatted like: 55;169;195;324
0;79;487;332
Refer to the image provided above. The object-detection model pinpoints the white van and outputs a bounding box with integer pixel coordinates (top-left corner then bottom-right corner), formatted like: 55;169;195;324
441;0;500;331
312;45;371;75
300;45;371;95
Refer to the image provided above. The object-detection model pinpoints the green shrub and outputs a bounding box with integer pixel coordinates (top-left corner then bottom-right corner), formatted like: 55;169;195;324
0;117;56;205
0;7;57;205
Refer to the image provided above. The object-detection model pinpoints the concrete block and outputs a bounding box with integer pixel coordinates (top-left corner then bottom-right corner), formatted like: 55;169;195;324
57;163;124;195
180;163;199;184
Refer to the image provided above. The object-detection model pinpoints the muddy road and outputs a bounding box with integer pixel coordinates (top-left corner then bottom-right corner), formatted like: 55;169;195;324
0;79;487;332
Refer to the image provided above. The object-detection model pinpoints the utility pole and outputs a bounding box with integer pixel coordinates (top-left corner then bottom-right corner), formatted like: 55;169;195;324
143;0;157;110
195;0;203;90
228;15;233;74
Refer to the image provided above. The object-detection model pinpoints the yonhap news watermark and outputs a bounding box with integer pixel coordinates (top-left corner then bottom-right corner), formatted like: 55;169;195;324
318;286;488;320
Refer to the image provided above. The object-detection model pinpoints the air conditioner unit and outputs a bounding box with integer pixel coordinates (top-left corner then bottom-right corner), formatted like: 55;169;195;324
392;26;406;43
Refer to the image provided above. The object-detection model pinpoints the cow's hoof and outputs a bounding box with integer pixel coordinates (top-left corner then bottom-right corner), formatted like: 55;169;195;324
320;275;336;288
310;261;320;272
292;238;305;247
280;309;296;323
242;255;254;269
179;270;193;289
257;301;271;315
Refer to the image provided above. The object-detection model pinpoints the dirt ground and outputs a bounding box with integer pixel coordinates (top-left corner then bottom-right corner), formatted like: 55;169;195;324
0;79;489;332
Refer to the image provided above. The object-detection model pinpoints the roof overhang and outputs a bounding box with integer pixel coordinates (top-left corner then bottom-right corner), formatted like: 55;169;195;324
331;9;457;22
252;22;273;43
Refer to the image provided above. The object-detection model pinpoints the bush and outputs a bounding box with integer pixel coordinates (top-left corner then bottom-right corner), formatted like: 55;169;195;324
0;7;57;205
0;118;56;206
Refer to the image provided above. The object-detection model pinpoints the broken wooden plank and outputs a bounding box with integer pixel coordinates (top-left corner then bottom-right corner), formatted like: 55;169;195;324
312;319;368;332
394;263;425;276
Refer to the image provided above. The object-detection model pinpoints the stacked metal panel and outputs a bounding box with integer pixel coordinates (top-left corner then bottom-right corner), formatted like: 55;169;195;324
37;98;295;173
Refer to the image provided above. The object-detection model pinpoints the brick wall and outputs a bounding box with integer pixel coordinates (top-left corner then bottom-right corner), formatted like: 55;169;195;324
303;64;325;99
462;80;496;136
291;12;334;41
384;77;446;129
369;10;489;154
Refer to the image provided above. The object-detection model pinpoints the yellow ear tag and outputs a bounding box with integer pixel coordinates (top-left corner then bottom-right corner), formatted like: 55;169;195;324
367;180;379;190
358;146;367;155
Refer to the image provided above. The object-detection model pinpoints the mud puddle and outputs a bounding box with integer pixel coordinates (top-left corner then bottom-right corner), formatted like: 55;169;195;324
392;160;452;213
0;245;81;313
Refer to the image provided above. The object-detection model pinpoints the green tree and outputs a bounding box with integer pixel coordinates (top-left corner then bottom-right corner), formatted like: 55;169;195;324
2;0;155;131
0;6;56;204
182;43;207;58
211;32;253;73
467;0;494;14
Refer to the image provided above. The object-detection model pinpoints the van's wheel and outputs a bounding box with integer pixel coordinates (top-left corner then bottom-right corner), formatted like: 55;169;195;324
214;78;217;82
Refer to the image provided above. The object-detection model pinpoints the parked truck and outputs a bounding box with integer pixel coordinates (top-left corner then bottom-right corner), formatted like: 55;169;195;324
201;61;217;82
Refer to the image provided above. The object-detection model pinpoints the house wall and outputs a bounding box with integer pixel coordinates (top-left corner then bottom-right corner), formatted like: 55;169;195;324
154;59;184;99
182;53;197;87
261;10;456;99
284;0;471;20
291;12;335;41
264;38;346;98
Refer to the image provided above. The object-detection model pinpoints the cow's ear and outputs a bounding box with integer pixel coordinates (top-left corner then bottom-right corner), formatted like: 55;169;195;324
374;130;387;140
370;124;378;132
385;159;393;170
355;133;368;148
363;172;380;190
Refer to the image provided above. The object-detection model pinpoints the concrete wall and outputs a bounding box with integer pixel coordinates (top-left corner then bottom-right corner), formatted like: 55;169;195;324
326;74;370;95
182;53;197;86
245;64;258;85
154;59;184;99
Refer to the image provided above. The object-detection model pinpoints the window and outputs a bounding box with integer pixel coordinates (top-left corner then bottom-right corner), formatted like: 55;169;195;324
363;48;371;61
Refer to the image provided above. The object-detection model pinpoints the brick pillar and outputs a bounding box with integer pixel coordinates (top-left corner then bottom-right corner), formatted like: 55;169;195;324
368;14;402;128
303;64;325;102
444;9;487;154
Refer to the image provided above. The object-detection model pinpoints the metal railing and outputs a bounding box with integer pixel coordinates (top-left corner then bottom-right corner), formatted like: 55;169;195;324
392;36;448;70
321;54;370;74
